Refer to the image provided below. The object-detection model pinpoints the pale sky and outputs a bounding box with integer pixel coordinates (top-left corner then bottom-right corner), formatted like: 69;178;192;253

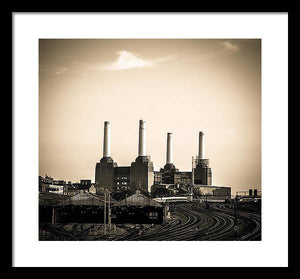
39;39;261;194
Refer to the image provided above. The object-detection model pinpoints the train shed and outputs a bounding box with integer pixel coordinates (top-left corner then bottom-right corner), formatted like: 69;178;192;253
54;190;118;223
39;192;69;223
111;190;164;224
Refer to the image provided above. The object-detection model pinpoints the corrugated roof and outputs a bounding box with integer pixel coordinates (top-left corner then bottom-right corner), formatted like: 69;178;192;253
56;191;105;206
89;192;117;204
112;191;162;207
39;192;69;206
55;190;117;206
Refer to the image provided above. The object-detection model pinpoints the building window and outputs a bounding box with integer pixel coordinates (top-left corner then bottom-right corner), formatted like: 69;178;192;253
149;212;158;219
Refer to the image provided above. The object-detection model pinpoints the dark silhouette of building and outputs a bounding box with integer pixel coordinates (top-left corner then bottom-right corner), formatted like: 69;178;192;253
192;132;212;185
114;166;130;191
95;120;154;194
95;121;215;195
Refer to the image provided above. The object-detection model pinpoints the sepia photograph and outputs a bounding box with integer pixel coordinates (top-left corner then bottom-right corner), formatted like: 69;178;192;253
39;39;261;241
13;13;288;267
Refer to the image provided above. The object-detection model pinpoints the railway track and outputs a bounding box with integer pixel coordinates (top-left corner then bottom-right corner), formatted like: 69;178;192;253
121;203;231;241
209;204;261;240
120;202;261;241
40;223;95;240
39;202;261;241
39;224;74;240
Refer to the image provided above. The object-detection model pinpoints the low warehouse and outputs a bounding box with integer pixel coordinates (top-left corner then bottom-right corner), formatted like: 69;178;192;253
40;190;164;224
111;190;164;224
54;191;117;223
39;192;69;223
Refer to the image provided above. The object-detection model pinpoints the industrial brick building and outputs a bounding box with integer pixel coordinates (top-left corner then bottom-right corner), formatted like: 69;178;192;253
95;120;229;196
95;120;154;193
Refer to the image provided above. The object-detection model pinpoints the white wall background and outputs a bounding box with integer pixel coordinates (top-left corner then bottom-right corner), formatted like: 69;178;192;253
13;13;288;267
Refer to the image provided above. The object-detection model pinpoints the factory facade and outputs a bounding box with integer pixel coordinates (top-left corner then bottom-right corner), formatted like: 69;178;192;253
94;120;226;196
95;120;154;193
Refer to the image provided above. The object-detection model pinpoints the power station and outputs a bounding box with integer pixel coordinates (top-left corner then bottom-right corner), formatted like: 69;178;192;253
95;120;228;196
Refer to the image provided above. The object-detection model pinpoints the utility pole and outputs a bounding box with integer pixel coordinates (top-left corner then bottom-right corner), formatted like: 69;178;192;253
51;207;55;224
234;197;238;234
192;156;194;186
108;189;111;230
234;196;238;226
104;188;107;235
163;202;168;225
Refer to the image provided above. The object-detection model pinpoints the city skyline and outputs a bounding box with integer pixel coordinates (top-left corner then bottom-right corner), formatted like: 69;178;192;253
39;39;261;194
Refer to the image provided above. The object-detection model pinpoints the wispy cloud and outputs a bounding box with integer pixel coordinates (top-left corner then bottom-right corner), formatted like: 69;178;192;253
99;50;176;71
52;66;68;75
193;40;240;62
40;63;87;78
101;50;153;71
40;42;239;77
40;50;176;77
218;41;240;54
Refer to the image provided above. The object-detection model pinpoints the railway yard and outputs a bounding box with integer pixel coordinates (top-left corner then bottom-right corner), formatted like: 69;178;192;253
39;201;261;241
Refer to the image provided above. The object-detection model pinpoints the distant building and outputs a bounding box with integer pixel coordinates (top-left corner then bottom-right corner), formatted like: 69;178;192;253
64;188;79;196
39;175;93;196
193;158;212;185
193;185;231;197
80;179;91;186
95;120;154;194
48;184;64;195
113;166;131;191
77;179;92;190
94;121;230;195
130;155;154;193
39;175;67;193
174;171;193;185
39;175;54;192
88;184;97;194
236;189;261;197
53;180;66;186
154;171;162;184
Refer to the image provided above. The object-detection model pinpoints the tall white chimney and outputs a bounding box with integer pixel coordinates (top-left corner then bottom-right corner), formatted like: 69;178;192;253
166;133;173;164
138;120;146;156
103;121;111;157
198;131;205;159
